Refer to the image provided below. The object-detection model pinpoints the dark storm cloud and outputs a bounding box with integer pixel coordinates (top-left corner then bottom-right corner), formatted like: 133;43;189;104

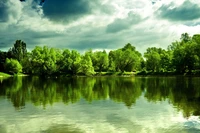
183;21;200;26
157;1;200;21
67;39;117;51
106;12;142;33
106;19;131;33
0;28;62;50
0;0;10;22
31;0;45;8
42;0;92;23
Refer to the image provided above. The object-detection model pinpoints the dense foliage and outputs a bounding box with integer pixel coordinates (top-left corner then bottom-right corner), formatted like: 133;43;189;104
4;58;22;74
0;33;200;76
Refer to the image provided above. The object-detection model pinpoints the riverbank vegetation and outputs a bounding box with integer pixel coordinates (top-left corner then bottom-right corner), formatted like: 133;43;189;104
0;33;200;76
0;72;11;77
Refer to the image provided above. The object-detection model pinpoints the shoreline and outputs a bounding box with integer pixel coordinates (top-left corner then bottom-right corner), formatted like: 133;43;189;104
1;72;200;78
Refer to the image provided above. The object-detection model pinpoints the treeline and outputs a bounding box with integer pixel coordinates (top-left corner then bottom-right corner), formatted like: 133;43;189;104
0;33;200;76
0;41;143;76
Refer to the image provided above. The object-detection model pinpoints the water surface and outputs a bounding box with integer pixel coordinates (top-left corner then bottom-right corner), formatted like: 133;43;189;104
0;76;200;133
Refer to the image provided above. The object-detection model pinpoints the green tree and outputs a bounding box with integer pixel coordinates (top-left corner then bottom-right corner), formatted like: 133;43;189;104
184;42;199;73
31;46;57;75
70;50;81;75
172;44;186;73
171;33;199;73
62;49;82;75
21;52;32;74
4;58;22;74
168;41;179;51
62;49;72;73
80;54;94;75
53;48;64;74
192;34;200;70
0;51;7;72
8;40;27;62
108;50;116;72
192;34;200;44
144;47;161;72
92;50;109;72
180;33;191;44
160;50;172;72
109;44;142;72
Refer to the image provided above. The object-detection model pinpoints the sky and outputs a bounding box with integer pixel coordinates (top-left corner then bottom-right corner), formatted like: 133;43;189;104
0;0;200;53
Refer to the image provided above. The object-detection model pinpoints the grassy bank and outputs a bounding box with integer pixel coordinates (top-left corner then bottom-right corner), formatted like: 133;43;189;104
136;70;200;76
94;72;135;76
0;72;28;77
2;71;200;78
0;72;11;77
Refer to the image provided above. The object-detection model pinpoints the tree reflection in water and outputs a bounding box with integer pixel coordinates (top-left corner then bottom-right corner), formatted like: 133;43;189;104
0;76;200;117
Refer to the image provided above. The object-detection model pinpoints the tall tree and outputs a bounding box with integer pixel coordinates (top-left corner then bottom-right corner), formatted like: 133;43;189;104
144;48;161;72
108;51;116;72
92;50;109;72
109;44;142;72
62;49;72;73
80;54;94;75
31;46;57;75
70;50;81;75
8;40;27;62
160;51;172;72
192;34;200;44
21;52;32;74
180;33;191;44
171;33;200;73
0;51;7;72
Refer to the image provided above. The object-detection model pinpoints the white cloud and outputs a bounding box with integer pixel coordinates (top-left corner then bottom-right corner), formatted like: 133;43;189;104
0;0;22;29
1;97;200;133
0;0;200;53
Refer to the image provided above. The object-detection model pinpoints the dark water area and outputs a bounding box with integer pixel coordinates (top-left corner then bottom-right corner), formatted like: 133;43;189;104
0;76;200;133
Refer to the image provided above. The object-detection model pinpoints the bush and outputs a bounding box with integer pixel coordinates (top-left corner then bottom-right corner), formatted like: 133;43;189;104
4;58;22;74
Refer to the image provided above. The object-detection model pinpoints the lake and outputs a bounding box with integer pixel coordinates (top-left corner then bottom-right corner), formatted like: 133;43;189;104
0;76;200;133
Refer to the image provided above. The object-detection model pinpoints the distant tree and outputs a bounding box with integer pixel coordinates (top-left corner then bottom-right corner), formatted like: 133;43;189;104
185;42;199;73
21;52;32;74
192;34;200;44
62;49;72;73
180;33;191;44
108;51;116;72
92;50;109;72
122;43;136;51
158;49;173;72
31;46;57;75
109;44;142;72
80;54;94;75
192;34;200;69
4;58;22;74
171;33;200;73
192;34;200;60
0;51;7;72
62;49;82;75
144;49;161;72
144;47;172;72
70;50;81;75
54;49;64;74
140;59;146;71
8;40;27;62
168;41;180;51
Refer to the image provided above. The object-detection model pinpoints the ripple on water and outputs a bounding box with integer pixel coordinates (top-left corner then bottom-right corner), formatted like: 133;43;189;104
41;124;84;133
